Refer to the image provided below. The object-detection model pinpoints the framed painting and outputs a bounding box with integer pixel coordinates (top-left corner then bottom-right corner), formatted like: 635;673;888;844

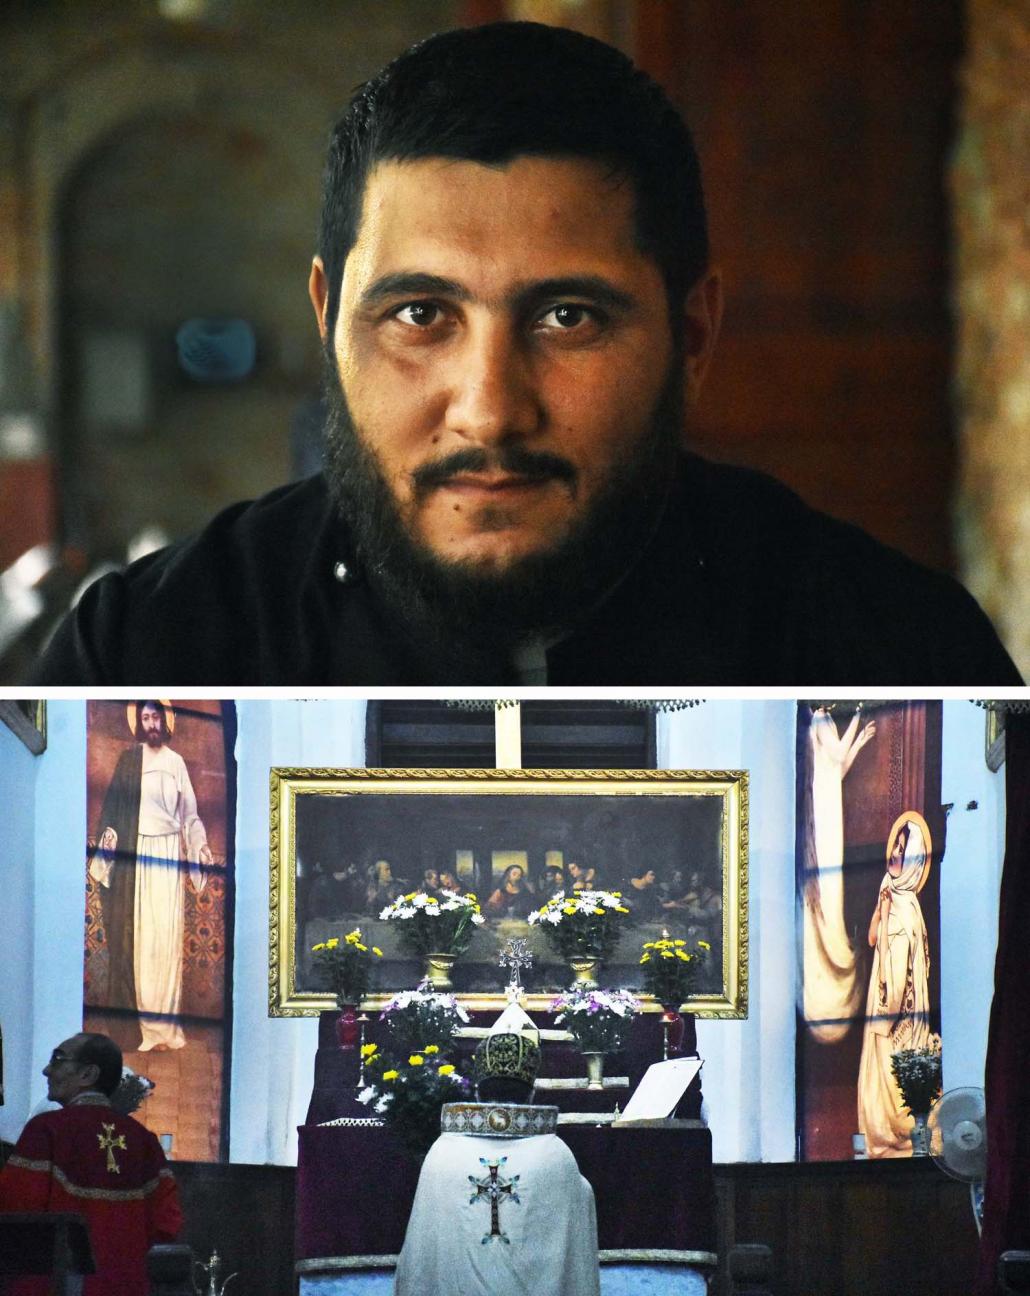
269;766;748;1018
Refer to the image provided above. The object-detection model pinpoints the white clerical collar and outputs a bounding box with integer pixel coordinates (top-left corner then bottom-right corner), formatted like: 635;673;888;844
440;1103;558;1138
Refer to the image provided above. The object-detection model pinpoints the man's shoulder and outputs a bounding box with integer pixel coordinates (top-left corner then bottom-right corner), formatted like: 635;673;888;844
681;454;974;597
32;475;341;685
122;474;334;591
656;455;1022;685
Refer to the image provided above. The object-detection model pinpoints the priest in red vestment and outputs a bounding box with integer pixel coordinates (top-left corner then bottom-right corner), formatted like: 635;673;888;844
0;1031;183;1295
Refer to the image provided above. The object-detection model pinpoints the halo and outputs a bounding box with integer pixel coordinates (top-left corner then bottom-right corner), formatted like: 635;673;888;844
126;701;176;736
886;809;932;892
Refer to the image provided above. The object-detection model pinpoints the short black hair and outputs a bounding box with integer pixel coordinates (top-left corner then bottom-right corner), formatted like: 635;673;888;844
76;1032;123;1097
317;21;708;337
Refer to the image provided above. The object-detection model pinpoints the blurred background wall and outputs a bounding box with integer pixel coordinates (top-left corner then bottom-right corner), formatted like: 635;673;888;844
0;0;1026;679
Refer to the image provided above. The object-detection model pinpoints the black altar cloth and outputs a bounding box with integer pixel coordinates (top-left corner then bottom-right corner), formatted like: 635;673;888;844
295;1121;717;1269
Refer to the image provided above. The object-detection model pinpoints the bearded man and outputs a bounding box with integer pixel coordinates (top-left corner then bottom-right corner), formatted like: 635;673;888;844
90;701;212;1051
31;23;1020;685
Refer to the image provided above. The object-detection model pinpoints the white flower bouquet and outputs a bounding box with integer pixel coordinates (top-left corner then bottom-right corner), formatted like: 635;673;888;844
379;981;470;1053
527;889;632;961
551;986;641;1053
379;889;486;957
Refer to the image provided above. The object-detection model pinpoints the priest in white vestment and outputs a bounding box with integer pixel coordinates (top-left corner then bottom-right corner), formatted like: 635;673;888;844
394;1032;600;1296
90;701;212;1051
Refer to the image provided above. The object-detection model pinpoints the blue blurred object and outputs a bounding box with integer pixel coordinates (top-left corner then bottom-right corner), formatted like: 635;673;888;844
175;317;256;382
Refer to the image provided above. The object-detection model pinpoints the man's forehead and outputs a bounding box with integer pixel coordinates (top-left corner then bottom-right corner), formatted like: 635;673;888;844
342;155;646;294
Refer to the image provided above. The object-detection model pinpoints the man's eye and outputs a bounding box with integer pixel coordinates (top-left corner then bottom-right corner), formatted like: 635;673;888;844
538;304;598;330
393;302;441;327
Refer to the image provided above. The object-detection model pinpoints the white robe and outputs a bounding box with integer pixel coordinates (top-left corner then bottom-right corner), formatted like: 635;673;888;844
394;1132;600;1296
135;745;208;1050
857;822;931;1157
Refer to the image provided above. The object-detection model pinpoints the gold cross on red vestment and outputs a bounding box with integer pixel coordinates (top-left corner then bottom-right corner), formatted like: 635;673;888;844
97;1122;127;1173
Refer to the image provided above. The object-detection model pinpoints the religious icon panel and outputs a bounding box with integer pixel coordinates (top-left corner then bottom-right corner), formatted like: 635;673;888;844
84;699;236;1162
795;700;943;1161
269;766;748;1017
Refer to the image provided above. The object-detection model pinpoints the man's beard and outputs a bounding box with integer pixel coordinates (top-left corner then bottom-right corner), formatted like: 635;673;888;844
322;349;684;680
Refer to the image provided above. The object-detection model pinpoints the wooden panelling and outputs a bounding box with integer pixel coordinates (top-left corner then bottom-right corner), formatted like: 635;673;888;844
173;1161;296;1296
713;1158;979;1296
169;1153;978;1296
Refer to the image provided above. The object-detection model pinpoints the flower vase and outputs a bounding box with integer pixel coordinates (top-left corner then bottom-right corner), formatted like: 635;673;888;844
568;957;600;990
910;1111;929;1156
425;952;456;991
335;1004;360;1050
660;1008;685;1058
583;1052;605;1091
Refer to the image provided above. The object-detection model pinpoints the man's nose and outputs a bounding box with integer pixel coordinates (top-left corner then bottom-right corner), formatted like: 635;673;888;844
443;321;542;445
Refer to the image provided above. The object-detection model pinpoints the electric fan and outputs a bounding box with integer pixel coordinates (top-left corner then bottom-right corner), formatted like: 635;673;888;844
927;1086;987;1234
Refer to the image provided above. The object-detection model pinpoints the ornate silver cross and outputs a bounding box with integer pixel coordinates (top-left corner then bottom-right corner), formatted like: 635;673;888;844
469;1156;520;1243
499;938;532;999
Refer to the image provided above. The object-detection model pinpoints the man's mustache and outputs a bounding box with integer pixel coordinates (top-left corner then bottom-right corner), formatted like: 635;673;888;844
410;446;577;499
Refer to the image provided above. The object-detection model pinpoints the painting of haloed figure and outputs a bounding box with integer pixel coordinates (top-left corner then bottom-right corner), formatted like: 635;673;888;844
270;767;748;1018
796;700;943;1161
84;700;234;1162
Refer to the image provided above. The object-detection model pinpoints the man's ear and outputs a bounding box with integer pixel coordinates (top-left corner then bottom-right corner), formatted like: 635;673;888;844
80;1062;102;1092
309;256;330;343
682;267;723;412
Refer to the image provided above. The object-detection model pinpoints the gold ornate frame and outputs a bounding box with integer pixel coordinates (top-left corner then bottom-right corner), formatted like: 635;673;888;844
269;766;748;1019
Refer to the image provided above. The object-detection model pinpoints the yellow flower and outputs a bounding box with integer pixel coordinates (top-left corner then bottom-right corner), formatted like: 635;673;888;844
594;907;605;914
409;1054;424;1067
423;1044;440;1055
611;892;622;898
466;893;478;901
325;938;340;949
639;954;651;963
372;947;384;957
312;942;326;952
438;1064;456;1076
345;932;360;945
563;905;577;915
361;1043;378;1059
698;940;711;950
405;892;417;901
676;950;690;961
674;939;686;946
660;950;674;959
355;943;368;952
383;1069;399;1082
616;906;630;914
643;941;655;950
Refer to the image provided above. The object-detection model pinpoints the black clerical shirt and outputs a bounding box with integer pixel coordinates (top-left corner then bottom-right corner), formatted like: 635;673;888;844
30;455;1022;686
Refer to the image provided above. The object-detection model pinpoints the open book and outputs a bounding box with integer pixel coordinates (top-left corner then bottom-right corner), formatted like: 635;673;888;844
613;1057;704;1125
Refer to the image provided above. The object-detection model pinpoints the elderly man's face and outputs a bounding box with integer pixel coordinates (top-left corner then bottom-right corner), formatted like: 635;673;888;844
312;157;719;608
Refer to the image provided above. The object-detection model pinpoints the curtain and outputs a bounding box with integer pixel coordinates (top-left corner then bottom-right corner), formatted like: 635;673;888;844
976;712;1030;1293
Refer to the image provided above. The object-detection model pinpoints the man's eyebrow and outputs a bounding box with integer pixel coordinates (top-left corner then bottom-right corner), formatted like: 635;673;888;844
357;272;637;314
512;276;637;314
358;272;472;309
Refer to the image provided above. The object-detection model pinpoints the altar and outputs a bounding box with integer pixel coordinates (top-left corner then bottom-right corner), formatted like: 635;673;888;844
294;1009;717;1293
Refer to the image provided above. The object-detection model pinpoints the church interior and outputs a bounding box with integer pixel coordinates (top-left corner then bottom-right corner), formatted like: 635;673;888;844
0;0;1028;680
1;696;1027;1295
